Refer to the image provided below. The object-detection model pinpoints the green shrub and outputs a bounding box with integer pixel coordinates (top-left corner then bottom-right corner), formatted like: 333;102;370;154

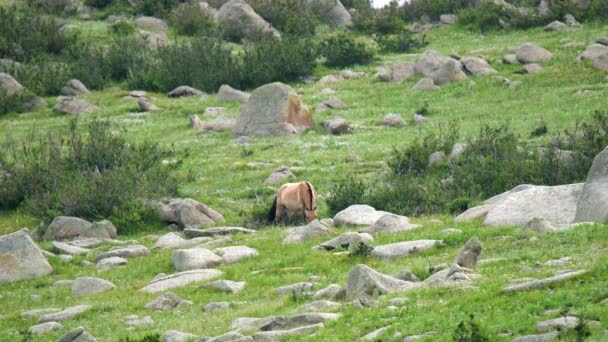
374;30;427;53
84;0;115;8
453;314;490;342
25;0;78;15
0;6;73;62
109;20;137;36
135;0;181;18
320;32;376;68
353;0;406;34
172;1;217;36
587;0;608;19
456;2;503;32
400;0;471;21
250;0;322;36
327;176;367;215
0;61;72;96
0;119;180;230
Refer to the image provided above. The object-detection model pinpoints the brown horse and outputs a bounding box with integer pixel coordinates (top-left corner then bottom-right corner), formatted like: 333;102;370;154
268;182;317;224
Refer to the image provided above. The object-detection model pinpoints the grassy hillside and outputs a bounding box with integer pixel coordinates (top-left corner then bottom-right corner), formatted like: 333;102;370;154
1;6;608;342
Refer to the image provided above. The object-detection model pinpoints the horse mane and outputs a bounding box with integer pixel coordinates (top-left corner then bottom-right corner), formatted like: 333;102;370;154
304;181;315;209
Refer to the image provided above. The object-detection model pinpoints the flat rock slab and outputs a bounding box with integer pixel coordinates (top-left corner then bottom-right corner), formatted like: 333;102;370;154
207;332;252;342
21;308;61;319
259;313;340;332
360;214;421;235
38;305;92;323
312;284;344;300
184;227;255;238
346;264;419;299
371;240;443;261
140;269;223;293
52;241;90;255
502;270;588;293
333;205;390;226
72;276;116;296
252;323;324;341
283;220;332;244
536;316;579;332
0;229;53;284
29;321;63;335
296;300;341;313
201;280;246;293
162;330;199;342
96;256;128;270
361;326;389;341
512;331;559;342
67;238;103;248
153;232;211;249
172;248;223;271
316;232;373;251
214;245;258;263
95;245;150;262
145;292;187;311
276;282;313;296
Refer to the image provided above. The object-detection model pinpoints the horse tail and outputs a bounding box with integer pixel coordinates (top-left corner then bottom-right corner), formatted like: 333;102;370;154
267;196;277;223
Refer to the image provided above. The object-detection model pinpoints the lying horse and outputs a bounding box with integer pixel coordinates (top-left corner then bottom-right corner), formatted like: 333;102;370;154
268;182;317;224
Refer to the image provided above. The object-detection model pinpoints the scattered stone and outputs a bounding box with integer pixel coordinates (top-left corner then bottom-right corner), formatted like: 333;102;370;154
276;282;313;296
29;321;63;335
319;88;335;95
138;97;160;112
502;270;588;293
341;70;365;79
389;62;417;83
53;97;98;115
146;292;187;311
296;300;340;313
54;280;74;287
72;276;116;296
516;43;552;63
21;308;61;319
576;146;608;223
199;115;237;133
207;331;252;342
346;264;419;300
334;205;390;226
383;114;406;127
172;248;223;272
0;73;47;111
202;280;246;294
428;151;447;167
45;217;116;240
233;82;313;137
597;37;608;46
412;78;439;91
139;31;170;48
537;316;579;332
503;54;520;64
564;14;581;27
523;63;543;74
512;331;559;342
360;214;421;235
312;284;345;300
283;220;333;244
544;21;568;31
168;86;205;98
135;16;168;31
413;114;430;124
440;228;463;235
69;238;103;248
58;254;73;262
577;43;608;62
140;269;223;293
204;107;229;117
162;330;199;342
542;257;571;266
126;315;154;327
30;294;42;302
449;143;469;159
204;302;230;312
453;237;483;269
316;97;347;113
393;270;420;282
95;245;150;262
60;79;90;96
96;256;128;270
214;246;258;264
52;241;89;255
217;84;250;103
404;331;438;341
57;326;97;342
316;232;373;251
0;229;53;284
156;198;225;228
371;240;442;261
217;0;280;41
317;74;343;85
461;57;497;75
184;226;254;238
324;117;350;135
361;326;389;340
388;297;409;306
38;305;91;323
440;14;456;25
153;232;210;249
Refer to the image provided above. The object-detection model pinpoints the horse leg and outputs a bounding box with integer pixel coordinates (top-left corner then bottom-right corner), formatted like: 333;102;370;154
275;204;284;225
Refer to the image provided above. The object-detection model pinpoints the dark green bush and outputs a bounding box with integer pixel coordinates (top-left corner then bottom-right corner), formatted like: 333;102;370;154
587;0;608;19
320;33;376;68
0;119;180;230
109;20;138;36
0;62;72;96
84;0;115;8
400;0;472;21
453;314;490;342
374;30;427;53
172;1;217;36
353;0;406;34
456;2;504;32
25;0;78;15
251;0;322;36
135;0;181;18
327;176;367;215
0;6;73;62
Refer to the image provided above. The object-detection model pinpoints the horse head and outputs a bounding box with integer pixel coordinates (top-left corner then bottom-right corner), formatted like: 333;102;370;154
304;181;317;223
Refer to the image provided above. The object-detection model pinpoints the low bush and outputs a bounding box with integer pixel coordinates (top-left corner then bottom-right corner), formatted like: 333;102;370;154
374;30;427;53
0;62;71;96
135;0;181;18
353;0;406;34
327;176;367;215
172;1;217;36
109;20;138;36
0;6;74;62
250;0;322;36
320;32;376;68
0;119;181;230
400;0;472;21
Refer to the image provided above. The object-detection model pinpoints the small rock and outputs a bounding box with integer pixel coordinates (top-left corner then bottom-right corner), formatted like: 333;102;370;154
204;302;230;312
162;330;198;342
167;86;205;98
201;280;246;294
296;300;340;313
138;97;160;112
60;79;90;96
29;322;63;335
440;228;463;235
324;117;350;135
217;84;250;103
72;277;116;296
172;248;223;272
523;63;543;74
38;305;91;323
145;292;186;311
126;315;154;327
412;78;439;91
544;21;568;31
312;284;345;300
53;97;98;115
428;151;447;167
383;114;406;127
264;167;296;184
276;282;313;296
413;114;430;124
537;316;579;332
96;256;128;270
214;245;258;263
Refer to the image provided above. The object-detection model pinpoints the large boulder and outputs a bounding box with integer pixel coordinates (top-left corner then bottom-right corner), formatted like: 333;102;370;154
516;43;552;63
157;198;225;228
232;82;313;137
430;59;468;85
415;50;450;77
576;43;608;62
134;16;168;32
333;205;390;226
575;146;608;223
314;0;352;27
60;79;90;96
172;248;223;271
483;183;583;226
0;229;53;284
346;264;418;299
53;97;98;115
593;53;608;71
378;61;416;83
217;0;280;41
44;217;117;240
0;73;47;112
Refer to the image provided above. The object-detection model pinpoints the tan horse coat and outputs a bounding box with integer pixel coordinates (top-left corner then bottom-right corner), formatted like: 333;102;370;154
268;182;317;224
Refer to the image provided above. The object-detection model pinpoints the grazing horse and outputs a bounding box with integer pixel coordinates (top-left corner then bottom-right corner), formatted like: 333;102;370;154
268;182;317;224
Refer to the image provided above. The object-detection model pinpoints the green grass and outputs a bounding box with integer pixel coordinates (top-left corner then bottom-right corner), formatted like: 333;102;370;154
1;20;608;341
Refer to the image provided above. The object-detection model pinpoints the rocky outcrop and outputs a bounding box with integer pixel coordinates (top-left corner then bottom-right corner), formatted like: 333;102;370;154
0;229;53;284
575;146;608;223
157;198;225;228
283;220;333;244
233;82;313;137
44;217;117;240
346;264;419;299
217;0;280;41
